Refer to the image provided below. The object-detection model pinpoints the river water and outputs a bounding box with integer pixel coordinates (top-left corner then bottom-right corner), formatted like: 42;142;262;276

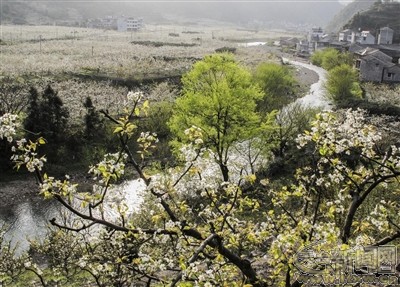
283;58;331;110
0;179;145;254
0;199;59;254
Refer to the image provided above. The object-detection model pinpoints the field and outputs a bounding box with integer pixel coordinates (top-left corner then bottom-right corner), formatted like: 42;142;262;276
0;24;297;78
0;24;300;119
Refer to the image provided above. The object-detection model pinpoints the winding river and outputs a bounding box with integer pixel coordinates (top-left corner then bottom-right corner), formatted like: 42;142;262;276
283;57;331;110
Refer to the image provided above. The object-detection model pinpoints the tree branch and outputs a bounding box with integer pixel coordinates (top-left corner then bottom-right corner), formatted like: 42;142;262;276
170;234;217;287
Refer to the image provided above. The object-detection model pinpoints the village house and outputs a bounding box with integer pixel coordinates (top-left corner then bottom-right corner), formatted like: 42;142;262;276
339;29;353;42
295;39;311;56
308;27;324;42
87;16;143;31
337;27;394;45
296;27;332;55
358;31;375;45
87;16;118;30
351;44;400;83
278;37;299;49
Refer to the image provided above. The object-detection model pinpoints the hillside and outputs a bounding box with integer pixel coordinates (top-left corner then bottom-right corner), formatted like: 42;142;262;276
325;0;374;32
0;0;135;25
0;0;343;28
343;1;400;43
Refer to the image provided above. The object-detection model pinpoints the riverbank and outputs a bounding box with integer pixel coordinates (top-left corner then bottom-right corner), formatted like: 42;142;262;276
0;179;39;210
292;63;319;97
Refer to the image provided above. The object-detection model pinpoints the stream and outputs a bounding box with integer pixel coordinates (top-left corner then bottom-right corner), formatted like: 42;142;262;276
282;57;331;110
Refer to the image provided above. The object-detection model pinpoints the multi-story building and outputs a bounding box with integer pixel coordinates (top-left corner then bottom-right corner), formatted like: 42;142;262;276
117;17;144;32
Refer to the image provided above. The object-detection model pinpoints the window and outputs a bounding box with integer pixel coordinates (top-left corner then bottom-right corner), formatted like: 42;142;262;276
388;72;395;79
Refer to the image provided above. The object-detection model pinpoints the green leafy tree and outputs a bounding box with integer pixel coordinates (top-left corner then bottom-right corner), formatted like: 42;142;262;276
311;48;353;71
253;62;298;113
326;64;362;103
168;53;264;181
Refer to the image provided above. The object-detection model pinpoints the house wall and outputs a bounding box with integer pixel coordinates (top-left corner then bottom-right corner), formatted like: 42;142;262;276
378;29;394;45
117;18;143;32
359;59;385;82
339;31;352;42
359;33;375;45
382;66;400;82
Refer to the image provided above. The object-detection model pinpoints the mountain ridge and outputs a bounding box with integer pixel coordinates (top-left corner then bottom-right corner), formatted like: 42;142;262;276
343;1;400;43
1;0;344;28
325;0;375;32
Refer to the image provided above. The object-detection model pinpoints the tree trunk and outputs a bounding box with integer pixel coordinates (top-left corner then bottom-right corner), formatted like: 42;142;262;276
220;163;229;182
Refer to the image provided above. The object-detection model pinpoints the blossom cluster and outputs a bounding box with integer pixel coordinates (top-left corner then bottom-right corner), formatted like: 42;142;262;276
39;174;78;199
10;138;47;172
0;113;20;142
137;131;159;159
89;152;127;183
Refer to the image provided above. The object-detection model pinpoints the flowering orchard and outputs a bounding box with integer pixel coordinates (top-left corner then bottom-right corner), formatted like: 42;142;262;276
0;24;285;82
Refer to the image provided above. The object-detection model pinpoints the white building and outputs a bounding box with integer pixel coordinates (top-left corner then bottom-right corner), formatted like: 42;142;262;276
358;31;375;45
117;17;144;32
339;29;353;42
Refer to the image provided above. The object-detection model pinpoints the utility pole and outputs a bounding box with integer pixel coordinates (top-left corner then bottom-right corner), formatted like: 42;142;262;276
39;35;42;53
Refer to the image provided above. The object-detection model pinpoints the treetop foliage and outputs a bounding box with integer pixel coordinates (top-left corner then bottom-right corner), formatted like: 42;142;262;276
326;64;362;104
310;48;353;71
253;62;298;112
168;53;266;181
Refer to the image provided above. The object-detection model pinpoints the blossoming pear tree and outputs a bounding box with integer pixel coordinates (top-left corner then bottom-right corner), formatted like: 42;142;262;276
0;89;271;286
266;109;400;286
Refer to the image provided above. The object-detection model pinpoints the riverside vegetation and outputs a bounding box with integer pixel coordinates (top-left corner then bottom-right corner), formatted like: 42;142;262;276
1;25;400;287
